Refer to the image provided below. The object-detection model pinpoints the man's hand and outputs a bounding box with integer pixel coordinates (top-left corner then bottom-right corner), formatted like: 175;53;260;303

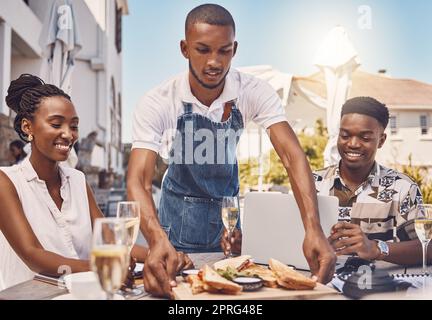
328;222;380;260
221;228;242;256
303;228;336;284
176;251;194;272
143;235;178;299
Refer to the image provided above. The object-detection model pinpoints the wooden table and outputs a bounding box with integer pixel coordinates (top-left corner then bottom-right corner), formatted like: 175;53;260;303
0;253;428;300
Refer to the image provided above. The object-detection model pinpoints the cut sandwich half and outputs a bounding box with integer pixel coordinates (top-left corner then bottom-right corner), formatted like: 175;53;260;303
213;255;253;272
269;258;316;290
201;264;242;294
242;264;278;288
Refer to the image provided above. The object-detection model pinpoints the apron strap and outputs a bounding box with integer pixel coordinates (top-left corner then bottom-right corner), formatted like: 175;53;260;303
182;102;193;114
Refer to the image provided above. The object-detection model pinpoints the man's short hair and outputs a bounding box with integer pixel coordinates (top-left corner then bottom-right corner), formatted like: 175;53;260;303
185;4;235;35
341;96;389;129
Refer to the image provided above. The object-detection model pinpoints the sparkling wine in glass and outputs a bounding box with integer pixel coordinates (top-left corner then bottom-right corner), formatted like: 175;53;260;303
116;201;142;296
117;201;140;253
91;218;129;300
415;204;432;275
221;196;240;258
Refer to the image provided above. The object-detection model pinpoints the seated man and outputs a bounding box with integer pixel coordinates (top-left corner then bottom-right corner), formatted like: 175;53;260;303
314;96;428;265
223;97;430;266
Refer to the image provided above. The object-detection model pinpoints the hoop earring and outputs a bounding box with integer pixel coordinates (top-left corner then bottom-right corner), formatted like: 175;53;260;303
27;134;33;142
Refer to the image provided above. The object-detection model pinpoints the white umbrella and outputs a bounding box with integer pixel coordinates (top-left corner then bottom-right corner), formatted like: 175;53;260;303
314;26;360;166
39;0;82;167
39;0;82;95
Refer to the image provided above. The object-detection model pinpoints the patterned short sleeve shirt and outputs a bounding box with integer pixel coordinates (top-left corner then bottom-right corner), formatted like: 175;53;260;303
313;162;423;242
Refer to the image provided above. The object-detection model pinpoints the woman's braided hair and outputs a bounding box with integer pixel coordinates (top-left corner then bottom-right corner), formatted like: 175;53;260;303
5;74;71;141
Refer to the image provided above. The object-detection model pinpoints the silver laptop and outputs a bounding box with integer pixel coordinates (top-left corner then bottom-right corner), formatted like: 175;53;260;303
241;192;339;270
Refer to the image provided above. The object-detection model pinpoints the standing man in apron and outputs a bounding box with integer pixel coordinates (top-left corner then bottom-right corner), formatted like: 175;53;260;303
127;4;336;298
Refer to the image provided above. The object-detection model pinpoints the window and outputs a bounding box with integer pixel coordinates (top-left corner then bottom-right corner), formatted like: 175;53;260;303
420;115;429;135
389;115;398;135
115;4;122;53
118;93;122;149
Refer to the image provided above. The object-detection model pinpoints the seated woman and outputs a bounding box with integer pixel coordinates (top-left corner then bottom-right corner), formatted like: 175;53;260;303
0;74;192;291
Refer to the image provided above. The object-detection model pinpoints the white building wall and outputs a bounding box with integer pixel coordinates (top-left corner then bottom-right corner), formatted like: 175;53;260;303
0;0;42;116
285;89;327;133
237;84;326;161
2;0;126;174
379;110;432;167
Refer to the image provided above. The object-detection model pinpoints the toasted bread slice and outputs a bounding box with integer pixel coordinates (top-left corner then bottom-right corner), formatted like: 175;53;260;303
242;264;278;288
269;258;316;290
202;264;242;294
213;255;252;272
276;278;317;290
186;275;205;295
203;283;241;295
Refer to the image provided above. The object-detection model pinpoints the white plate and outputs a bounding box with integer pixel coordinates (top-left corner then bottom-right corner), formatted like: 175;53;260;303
63;271;99;290
63;271;105;299
52;293;124;300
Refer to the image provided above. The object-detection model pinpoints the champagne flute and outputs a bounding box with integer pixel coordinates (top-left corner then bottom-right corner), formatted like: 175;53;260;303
117;201;140;253
91;218;129;300
221;196;240;258
415;204;432;275
116;201;142;296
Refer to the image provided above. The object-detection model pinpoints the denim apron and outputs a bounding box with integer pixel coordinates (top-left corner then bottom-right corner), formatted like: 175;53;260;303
158;102;244;253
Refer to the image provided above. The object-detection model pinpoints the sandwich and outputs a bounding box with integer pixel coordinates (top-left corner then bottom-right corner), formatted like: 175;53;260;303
201;264;243;294
269;258;316;290
213;255;253;272
241;263;278;288
213;255;278;288
186;274;205;295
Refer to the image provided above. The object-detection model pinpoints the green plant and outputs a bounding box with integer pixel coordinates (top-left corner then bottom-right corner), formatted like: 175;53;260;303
400;154;432;204
239;119;327;192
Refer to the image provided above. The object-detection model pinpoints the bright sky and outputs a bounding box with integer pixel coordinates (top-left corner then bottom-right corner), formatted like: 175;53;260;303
122;0;432;143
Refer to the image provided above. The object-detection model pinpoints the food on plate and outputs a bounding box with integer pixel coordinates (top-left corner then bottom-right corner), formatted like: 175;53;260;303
269;258;317;290
201;264;243;294
184;257;316;295
241;263;278;288
213;255;253;272
186;274;205;294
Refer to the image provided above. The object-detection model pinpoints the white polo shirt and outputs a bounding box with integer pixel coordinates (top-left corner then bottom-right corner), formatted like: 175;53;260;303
132;68;287;159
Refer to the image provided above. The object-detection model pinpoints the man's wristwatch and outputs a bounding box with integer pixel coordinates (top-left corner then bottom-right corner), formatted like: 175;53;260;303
375;240;389;260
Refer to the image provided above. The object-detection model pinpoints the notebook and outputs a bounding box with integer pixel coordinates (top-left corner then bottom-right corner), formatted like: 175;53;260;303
392;273;432;289
34;274;65;288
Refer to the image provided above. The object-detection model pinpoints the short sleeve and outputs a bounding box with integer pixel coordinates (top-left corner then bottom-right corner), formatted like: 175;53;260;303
132;95;165;153
396;183;423;241
246;79;287;129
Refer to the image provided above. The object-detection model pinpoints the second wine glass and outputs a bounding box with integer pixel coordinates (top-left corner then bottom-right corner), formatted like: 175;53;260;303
116;201;142;296
221;196;240;258
117;201;140;253
415;204;432;275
